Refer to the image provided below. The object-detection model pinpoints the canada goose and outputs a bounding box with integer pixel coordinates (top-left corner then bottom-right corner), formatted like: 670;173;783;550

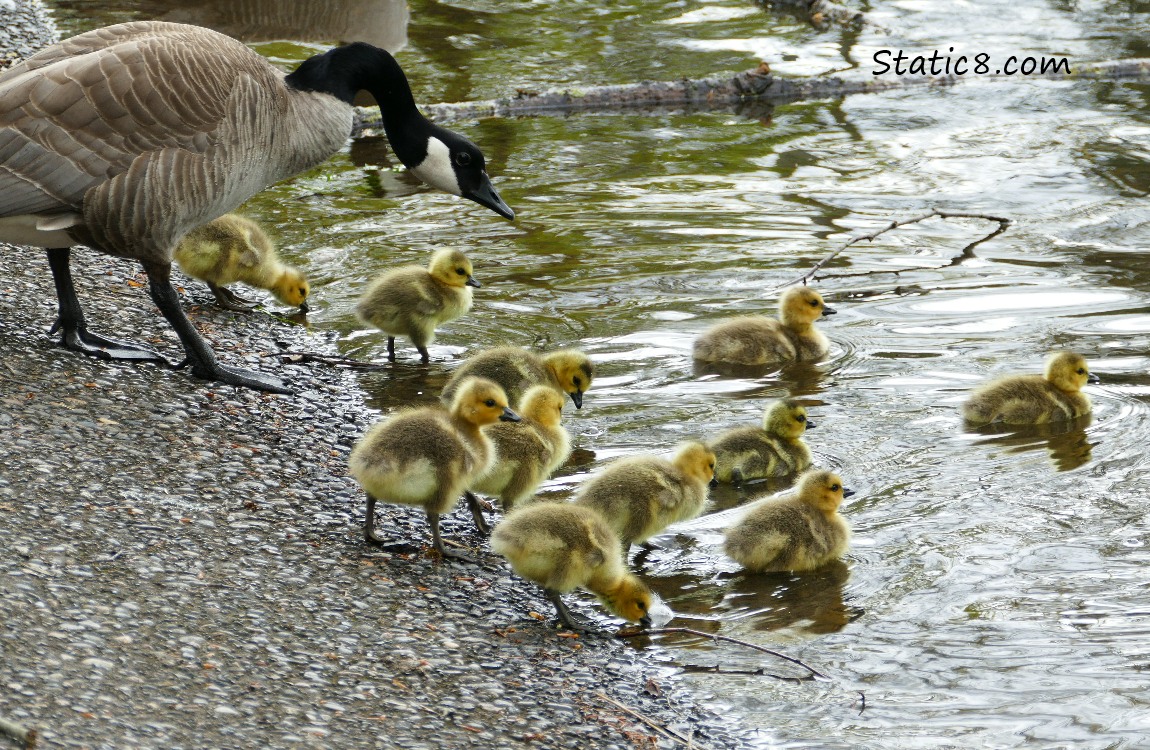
355;248;479;363
708;399;814;485
693;286;836;367
348;376;519;561
173;214;309;312
441;346;594;409
0;21;512;393
491;502;653;631
723;469;853;573
962;352;1099;425
468;385;573;512
574;441;716;553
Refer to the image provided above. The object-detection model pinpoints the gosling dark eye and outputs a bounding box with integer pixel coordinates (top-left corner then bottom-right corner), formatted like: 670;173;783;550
573;377;582;388
484;399;496;407
456;268;467;275
638;601;648;612
809;300;820;307
831;484;840;491
1077;368;1086;375
796;415;806;422
454;152;472;167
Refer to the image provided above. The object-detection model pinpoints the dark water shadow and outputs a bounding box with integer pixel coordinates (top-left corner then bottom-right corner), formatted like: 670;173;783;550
963;414;1095;472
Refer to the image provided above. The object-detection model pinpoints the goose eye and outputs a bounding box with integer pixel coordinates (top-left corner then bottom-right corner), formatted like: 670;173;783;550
1076;368;1086;375
573;376;582;387
484;399;496;407
456;267;467;275
454;152;472;167
809;300;820;307
796;415;806;422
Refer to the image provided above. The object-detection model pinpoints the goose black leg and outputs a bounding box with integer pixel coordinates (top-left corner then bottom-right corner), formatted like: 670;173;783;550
46;247;168;364
363;495;420;552
207;282;257;313
386;336;396;361
544;589;603;634
143;260;290;393
464;491;491;536
417;345;430;364
428;512;476;563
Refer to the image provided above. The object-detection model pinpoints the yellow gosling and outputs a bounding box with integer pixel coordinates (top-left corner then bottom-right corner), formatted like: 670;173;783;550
693;286;835;367
962;351;1098;425
173;214;310;312
468;386;573;512
355;248;479;363
491;502;653;631
348;377;519;561
441;346;594;409
723;469;853;573
708;399;814;485
574;441;716;553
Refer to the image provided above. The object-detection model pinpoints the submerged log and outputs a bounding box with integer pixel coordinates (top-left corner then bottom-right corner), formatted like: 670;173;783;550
353;58;1150;130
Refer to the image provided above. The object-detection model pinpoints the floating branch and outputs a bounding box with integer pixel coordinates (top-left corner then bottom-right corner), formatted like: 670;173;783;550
592;692;702;749
782;209;1013;289
264;351;391;370
616;626;828;681
0;716;37;749
353;58;1150;130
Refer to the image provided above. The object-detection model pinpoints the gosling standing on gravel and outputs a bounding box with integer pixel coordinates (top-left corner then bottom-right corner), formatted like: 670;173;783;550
468;385;573;513
723;469;853;573
962;351;1098;425
441;346;594;409
574;441;716;554
693;286;836;367
356;248;479;363
173;214;310;312
348;377;519;561
491;502;653;631
708;399;814;485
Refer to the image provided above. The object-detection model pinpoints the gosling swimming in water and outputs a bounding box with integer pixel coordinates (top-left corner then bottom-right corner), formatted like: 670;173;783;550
441;346;594;409
962;351;1098;425
693;286;836;367
468;385;573;512
491;502;652;631
348;377;519;561
356;248;479;363
708;399;814;485
173;214;309;312
574;441;716;553
723;469;853;573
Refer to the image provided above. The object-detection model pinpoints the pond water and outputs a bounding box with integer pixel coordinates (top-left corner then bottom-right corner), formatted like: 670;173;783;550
46;0;1150;746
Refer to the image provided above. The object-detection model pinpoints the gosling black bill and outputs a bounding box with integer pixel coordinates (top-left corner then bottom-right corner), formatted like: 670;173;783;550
500;407;521;423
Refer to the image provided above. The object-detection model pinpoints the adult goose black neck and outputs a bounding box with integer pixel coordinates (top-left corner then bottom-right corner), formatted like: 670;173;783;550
285;43;417;114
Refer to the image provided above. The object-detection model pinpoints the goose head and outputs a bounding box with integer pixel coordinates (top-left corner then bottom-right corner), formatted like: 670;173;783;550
449;377;520;427
285;43;514;220
1044;351;1098;393
779;286;835;327
598;573;653;627
542;350;594;409
428;248;479;288
673;441;718;488
795;469;854;515
519;385;566;429
763;398;812;439
271;267;311;311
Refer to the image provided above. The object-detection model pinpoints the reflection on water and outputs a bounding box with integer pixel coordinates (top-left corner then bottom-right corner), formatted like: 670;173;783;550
962;416;1095;473
44;0;1150;745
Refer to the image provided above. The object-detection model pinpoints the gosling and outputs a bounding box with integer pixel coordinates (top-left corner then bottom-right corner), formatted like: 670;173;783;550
693;286;836;367
173;214;310;312
441;346;594;409
708;399;814;485
723;469;853;573
468;385;573;512
356;248;480;363
574;441;716;553
491;503;653;631
962;351;1099;425
348;377;519;561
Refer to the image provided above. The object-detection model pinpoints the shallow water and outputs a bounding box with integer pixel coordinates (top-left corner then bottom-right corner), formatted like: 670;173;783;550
45;0;1150;745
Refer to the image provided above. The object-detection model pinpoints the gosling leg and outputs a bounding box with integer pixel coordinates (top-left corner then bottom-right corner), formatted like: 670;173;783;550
46;247;169;364
429;512;476;563
730;468;744;487
417;345;430;364
362;495;421;552
464;491;491;536
386;336;396;362
544;589;602;634
144;260;290;394
207;282;258;312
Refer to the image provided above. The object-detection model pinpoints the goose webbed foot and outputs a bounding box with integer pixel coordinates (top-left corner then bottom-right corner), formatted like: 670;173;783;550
545;590;609;636
50;318;170;365
464;491;491;536
429;512;477;563
209;283;258;313
188;360;291;394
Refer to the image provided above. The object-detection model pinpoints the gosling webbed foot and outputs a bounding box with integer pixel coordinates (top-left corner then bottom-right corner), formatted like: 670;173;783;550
545;590;609;636
209;283;258;313
429;512;477;564
464;491;491;536
50;319;172;365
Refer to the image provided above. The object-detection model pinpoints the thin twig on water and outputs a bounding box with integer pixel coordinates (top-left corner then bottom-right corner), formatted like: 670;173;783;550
616;626;828;680
781;209;1013;289
264;351;391;371
0;715;37;749
593;692;702;749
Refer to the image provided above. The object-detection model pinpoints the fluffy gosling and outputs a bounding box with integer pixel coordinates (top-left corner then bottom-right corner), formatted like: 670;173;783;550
356;248;479;363
574;441;716;553
468;385;573;512
708;399;814;485
173;214;309;312
491;503;653;631
441;346;594;409
348;376;519;561
723;469;853;573
962;351;1099;425
693;286;836;367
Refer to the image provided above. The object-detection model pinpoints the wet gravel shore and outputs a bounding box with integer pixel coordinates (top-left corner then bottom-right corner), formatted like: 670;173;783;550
0;7;746;747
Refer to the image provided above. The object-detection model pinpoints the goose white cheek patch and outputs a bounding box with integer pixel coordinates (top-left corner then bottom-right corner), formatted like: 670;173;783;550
409;136;462;196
